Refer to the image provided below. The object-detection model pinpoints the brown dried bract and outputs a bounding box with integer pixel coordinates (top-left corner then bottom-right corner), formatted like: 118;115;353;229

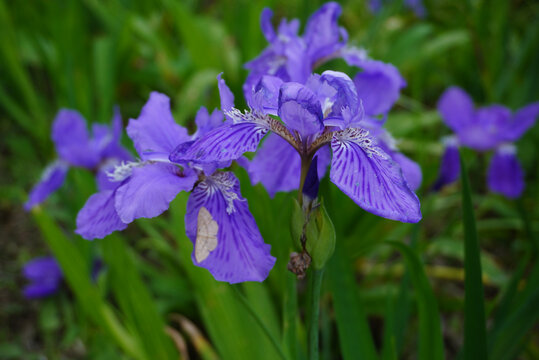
287;251;312;279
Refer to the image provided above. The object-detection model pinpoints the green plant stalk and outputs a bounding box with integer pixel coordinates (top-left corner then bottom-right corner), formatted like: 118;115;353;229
309;268;324;360
283;272;298;359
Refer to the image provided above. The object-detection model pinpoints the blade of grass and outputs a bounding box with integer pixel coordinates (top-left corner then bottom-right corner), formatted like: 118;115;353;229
385;241;445;360
459;154;488;360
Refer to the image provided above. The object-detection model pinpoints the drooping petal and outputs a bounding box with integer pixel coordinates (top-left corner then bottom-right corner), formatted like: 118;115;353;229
432;137;460;191
353;60;406;116
459;105;511;151
25;161;69;210
52;109;100;168
126;92;190;161
278;82;324;137
115;163;198;223
500;102;539;142
75;189;127;240
330;128;421;223
171;120;269;163
22;256;63;299
487;145;524;199
392;152;422;191
185;172;276;283
437;87;475;134
303;2;345;62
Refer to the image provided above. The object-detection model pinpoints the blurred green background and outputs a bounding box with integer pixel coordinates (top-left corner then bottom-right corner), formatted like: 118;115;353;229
1;0;538;359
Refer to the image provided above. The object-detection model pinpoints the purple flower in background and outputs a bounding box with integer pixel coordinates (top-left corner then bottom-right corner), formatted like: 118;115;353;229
76;92;275;283
173;71;421;223
22;256;63;299
369;0;426;18
25;108;132;210
435;87;539;198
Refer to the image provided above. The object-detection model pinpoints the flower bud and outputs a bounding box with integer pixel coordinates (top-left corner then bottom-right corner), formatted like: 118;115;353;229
305;200;336;270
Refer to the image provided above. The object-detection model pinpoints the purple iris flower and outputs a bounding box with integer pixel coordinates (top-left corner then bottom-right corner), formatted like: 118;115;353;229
76;92;275;283
22;256;63;299
173;71;421;223
435;87;539;198
25;108;132;210
241;3;421;196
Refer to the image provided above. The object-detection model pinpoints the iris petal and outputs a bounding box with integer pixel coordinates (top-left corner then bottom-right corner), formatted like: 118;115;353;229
330;129;421;223
487;146;524;199
25;161;68;210
76;189;127;240
185;172;276;283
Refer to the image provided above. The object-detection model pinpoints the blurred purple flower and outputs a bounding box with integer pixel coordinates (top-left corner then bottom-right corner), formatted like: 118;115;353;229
76;92;275;283
25;108;132;210
369;0;426;18
435;87;539;198
22;256;62;299
173;71;421;223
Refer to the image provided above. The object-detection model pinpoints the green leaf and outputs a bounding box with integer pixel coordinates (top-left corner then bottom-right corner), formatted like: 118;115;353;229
459;155;488;360
385;241;445;360
327;240;378;360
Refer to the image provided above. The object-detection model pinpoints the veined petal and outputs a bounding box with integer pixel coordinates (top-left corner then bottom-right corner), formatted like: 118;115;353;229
25;161;68;210
433;138;460;190
278;82;324;137
170;118;269;163
76;189;127;240
487;145;524;199
115;163;198;223
353;60;406;116
127;92;190;161
330;128;421;222
437;87;475;133
52;109;99;168
185;172;276;283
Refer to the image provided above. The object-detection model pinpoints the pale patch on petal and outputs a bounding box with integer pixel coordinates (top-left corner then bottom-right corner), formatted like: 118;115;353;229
195;207;219;262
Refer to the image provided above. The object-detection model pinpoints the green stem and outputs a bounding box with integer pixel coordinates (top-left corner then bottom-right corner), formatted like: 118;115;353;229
283;272;297;359
232;286;288;360
309;268;324;360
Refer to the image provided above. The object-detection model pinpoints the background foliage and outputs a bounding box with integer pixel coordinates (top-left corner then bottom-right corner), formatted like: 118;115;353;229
1;0;538;359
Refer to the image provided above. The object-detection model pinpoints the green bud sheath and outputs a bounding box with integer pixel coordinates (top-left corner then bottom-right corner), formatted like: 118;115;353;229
305;200;336;270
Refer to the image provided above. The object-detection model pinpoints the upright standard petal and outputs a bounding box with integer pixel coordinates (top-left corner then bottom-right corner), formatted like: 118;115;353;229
127;92;190;161
487;145;524;199
25;161;69;210
433;138;460;191
303;2;345;62
115;163;198;223
260;8;276;42
278;82;324;137
353;60;406;116
330;128;421;222
459;105;511;151
194;106;224;138
76;189;127;240
52;109;99;168
217;73;235;120
437;87;475;134
171;118;269;163
500;102;539;142
185;172;276;283
251;75;284;115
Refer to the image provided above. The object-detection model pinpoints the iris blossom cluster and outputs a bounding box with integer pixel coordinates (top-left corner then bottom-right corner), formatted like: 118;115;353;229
25;109;131;210
75;93;275;283
435;87;539;198
240;2;421;198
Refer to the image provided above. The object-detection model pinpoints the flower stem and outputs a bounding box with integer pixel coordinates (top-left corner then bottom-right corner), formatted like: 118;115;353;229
309;268;324;360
